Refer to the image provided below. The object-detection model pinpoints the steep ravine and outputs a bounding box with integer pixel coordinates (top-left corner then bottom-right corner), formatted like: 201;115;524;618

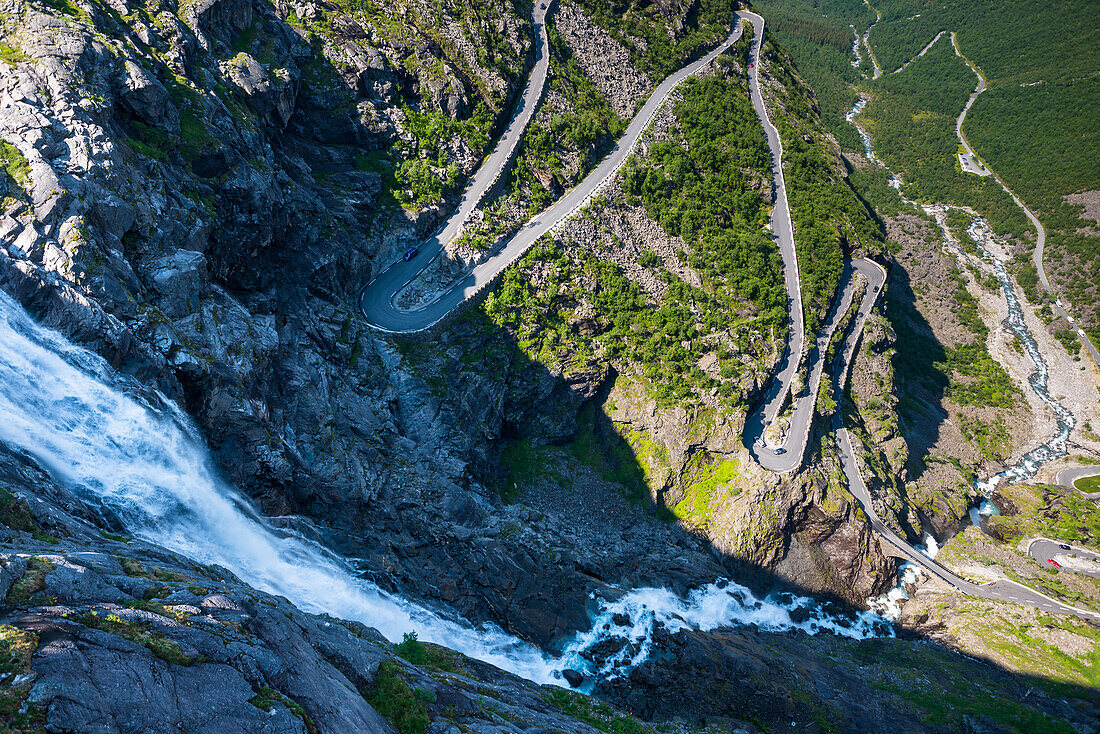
0;0;893;637
2;0;1098;731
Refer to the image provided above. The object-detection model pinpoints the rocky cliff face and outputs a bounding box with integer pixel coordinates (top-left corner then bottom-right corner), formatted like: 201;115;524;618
0;0;891;646
3;0;1095;731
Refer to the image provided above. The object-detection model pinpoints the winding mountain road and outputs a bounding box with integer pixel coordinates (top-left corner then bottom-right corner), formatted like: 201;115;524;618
947;34;1100;370
360;11;750;332
827;277;1099;617
1028;538;1100;579
1056;466;1100;500
360;3;1098;619
834;21;1100;619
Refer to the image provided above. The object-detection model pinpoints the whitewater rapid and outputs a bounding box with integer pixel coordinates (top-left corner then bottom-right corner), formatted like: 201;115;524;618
0;289;891;684
846;97;1074;488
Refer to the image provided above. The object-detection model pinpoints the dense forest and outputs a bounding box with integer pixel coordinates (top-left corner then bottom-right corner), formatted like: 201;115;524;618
857;40;1031;240
485;67;786;410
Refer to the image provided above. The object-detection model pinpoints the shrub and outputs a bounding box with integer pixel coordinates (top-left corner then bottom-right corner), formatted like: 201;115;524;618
367;660;430;734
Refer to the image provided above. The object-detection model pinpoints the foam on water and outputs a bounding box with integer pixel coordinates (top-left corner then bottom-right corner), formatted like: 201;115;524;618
845;98;1074;497
556;580;893;680
849;94;1079;618
963;218;1074;492
849;26;863;68
969;498;1001;527
868;535;938;621
0;289;892;684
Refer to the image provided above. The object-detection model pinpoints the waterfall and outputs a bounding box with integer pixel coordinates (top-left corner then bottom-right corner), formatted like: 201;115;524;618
0;288;558;682
0;288;891;685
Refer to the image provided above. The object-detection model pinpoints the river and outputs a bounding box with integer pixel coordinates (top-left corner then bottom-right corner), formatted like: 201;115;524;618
0;288;892;686
845;96;1075;511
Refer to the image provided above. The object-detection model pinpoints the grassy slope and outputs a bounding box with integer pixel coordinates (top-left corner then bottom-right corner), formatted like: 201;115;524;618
866;0;1100;336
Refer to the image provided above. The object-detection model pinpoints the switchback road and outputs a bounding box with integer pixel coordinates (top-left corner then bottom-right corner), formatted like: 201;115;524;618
1028;538;1100;579
360;11;749;332
948;34;1100;371
837;20;1100;619
1055;466;1100;500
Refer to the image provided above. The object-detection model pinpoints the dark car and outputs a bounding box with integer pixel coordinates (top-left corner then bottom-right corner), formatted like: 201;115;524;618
1059;544;1071;550
403;247;419;261
774;447;786;455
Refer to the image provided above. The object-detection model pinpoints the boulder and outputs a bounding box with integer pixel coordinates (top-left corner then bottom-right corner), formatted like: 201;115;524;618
221;54;300;128
118;60;181;134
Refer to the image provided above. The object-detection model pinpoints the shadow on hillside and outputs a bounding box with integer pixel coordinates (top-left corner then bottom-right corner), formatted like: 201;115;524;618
373;301;1099;730
41;1;1091;728
883;260;950;483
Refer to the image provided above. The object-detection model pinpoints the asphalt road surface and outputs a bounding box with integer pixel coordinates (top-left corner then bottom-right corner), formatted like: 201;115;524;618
948;34;1100;371
735;11;809;474
838;424;1100;618
1028;538;1100;579
744;259;884;472
361;6;1100;619
817;253;1099;617
360;11;748;332
1055;466;1100;500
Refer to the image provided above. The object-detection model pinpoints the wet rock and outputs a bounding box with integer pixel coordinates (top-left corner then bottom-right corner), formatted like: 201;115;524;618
787;606;811;624
561;668;585;688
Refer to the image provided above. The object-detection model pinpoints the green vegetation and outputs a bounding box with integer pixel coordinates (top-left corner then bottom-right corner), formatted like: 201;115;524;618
672;456;739;529
546;688;653;734
939;341;1019;409
283;0;525;212
394;105;494;209
6;557;54;606
567;404;649;497
858;39;1030;242
0;624;45;732
957;415;1010;461
1055;328;1082;358
767;0;1100;336
393;631;462;672
367;660;431;734
509;26;627;213
98;529;132;543
571;0;734;79
37;0;93;24
250;687;318;734
116;556;188;582
0;487;58;543
79;611;198;666
758;0;874;150
1074;475;1100;494
0;43;30;65
761;37;884;330
876;678;1075;734
947;263;987;338
0;139;31;203
847;634;1093;732
485;159;775;409
616;70;787;374
982;483;1100;547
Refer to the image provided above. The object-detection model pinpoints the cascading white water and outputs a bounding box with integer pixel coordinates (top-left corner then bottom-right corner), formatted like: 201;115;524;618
0;288;891;685
868;534;939;621
0;289;562;682
846;98;1075;493
848;91;1080;617
560;581;891;680
964;218;1075;492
